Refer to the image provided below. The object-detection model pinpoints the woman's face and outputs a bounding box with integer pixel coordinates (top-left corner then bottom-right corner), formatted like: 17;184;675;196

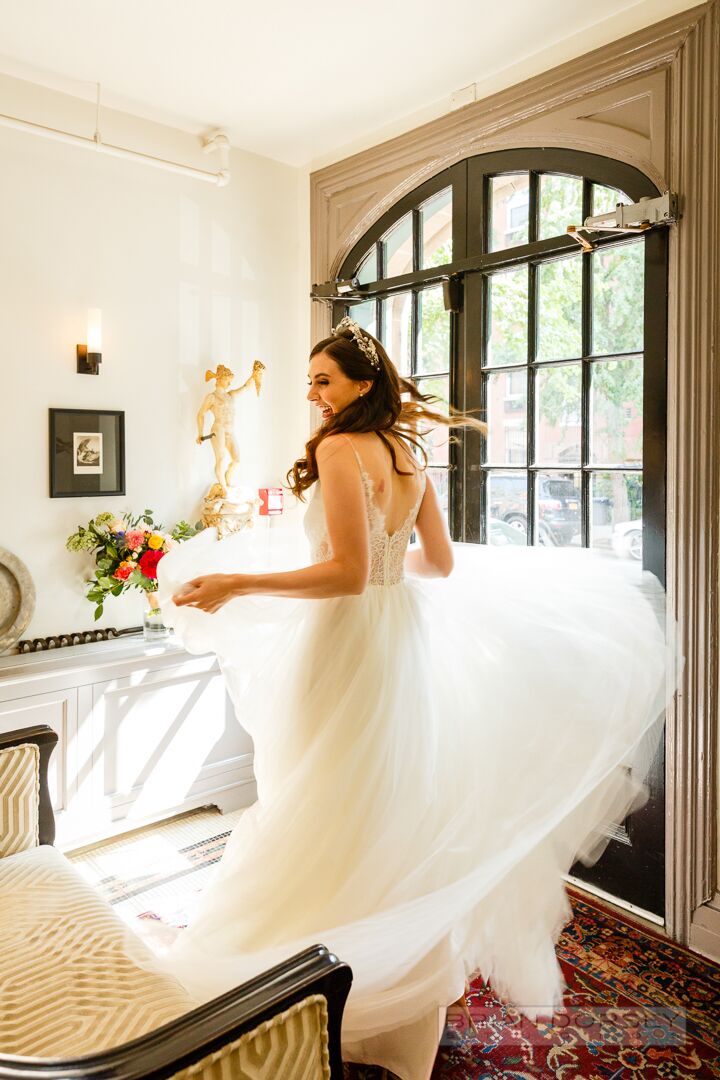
306;351;370;422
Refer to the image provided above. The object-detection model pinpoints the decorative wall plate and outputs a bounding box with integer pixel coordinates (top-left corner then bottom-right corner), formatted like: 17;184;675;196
0;548;36;654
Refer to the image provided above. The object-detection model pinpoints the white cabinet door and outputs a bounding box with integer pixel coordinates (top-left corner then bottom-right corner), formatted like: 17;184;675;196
91;654;256;835
0;687;93;846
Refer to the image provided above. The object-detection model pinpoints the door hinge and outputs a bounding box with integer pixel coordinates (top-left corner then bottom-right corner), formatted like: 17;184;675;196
567;190;679;251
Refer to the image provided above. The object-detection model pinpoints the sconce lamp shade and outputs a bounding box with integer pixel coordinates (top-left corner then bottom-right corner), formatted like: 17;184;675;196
77;308;102;375
87;309;102;353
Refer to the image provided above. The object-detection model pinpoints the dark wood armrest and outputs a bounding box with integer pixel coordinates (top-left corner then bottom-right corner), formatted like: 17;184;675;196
0;944;352;1079
0;725;58;847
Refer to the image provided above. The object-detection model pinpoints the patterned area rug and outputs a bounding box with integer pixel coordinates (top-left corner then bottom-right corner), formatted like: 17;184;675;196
69;810;720;1079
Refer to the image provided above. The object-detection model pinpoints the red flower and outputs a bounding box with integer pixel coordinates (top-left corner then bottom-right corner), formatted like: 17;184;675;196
138;549;164;580
113;563;134;581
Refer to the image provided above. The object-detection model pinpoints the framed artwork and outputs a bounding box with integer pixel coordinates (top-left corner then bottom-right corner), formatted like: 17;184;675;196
49;409;125;498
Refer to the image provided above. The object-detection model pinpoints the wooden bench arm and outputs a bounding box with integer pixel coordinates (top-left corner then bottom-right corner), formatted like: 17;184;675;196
0;944;352;1078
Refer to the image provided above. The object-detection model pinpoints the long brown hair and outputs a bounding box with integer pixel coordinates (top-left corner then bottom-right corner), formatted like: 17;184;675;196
286;324;488;500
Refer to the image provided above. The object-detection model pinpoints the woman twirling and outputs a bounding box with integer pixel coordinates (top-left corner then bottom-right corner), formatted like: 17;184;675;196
146;316;680;1080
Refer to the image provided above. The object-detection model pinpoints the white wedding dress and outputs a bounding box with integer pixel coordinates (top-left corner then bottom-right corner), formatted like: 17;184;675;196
141;433;680;1080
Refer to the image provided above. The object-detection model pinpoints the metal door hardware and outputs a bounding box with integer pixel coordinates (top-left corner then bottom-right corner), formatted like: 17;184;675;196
568;191;679;251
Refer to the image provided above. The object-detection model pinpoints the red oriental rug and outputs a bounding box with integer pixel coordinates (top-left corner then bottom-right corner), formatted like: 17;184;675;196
347;885;720;1079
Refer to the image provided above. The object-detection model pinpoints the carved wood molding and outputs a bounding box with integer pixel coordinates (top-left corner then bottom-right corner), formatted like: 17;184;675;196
310;1;720;950
311;6;702;287
666;0;720;950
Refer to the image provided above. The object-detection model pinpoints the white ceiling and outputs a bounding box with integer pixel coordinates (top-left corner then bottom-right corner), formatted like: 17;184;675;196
0;0;700;168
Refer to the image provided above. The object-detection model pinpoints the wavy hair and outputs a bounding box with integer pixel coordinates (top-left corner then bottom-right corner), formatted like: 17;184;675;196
286;324;488;500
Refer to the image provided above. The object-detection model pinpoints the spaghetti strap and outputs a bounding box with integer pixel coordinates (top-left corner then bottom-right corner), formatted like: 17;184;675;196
338;433;366;478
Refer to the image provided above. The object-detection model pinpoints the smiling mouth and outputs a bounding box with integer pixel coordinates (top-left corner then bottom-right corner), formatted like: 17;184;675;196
318;404;333;420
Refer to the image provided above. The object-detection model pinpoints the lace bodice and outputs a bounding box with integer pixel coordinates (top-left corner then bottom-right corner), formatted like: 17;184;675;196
303;441;426;587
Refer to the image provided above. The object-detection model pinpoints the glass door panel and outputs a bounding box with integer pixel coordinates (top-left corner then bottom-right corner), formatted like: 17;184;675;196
590;356;643;466
420;187;452;269
592;241;644;356
487;472;528;540
485;371;527;465
486;266;528;367
535;364;582;466
536;255;583;361
539;174;583;240
417;287;450;375
489;174;530;250
534;470;582;547
381;293;412;377
383;213;413;277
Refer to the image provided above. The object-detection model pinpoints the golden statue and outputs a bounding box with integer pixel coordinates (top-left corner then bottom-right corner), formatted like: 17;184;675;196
197;361;265;491
196;360;265;536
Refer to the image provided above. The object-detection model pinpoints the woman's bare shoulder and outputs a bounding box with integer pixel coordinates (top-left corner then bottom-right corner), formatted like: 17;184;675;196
316;433;355;463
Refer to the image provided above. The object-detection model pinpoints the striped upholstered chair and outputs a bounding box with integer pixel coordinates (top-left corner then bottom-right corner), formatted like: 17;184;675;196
0;724;352;1078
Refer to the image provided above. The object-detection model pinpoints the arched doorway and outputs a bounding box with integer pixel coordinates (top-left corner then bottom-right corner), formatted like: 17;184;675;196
327;148;669;917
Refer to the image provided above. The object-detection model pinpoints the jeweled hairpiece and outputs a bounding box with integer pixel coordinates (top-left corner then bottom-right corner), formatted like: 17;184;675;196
331;315;381;370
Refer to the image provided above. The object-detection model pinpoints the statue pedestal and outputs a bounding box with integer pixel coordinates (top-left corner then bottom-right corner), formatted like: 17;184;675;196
201;483;261;539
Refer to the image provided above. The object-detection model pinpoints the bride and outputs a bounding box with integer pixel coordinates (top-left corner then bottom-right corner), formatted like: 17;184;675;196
148;316;680;1080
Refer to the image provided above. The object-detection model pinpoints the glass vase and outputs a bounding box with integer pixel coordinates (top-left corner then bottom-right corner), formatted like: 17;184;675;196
142;589;169;642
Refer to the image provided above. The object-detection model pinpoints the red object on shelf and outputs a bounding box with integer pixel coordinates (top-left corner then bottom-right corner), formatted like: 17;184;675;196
259;487;284;516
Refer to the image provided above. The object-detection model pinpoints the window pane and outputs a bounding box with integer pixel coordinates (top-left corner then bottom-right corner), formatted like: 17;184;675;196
535;364;582;465
383;213;413;278
381;293;412;377
591;471;643;568
539;174;583;240
486;266;528;367
536;255;583;361
420;187;452;269
592;184;631;217
417;286;449;376
488;472;528;541
356;248;377;286
489;174;530;251
485;371;527;464
415;375;449;465
592;241;644;356
534;470;581;547
590;356;643;466
427;466;449;520
347;300;376;336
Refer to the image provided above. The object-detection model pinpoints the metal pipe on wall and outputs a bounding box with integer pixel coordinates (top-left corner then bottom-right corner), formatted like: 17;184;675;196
0;110;231;186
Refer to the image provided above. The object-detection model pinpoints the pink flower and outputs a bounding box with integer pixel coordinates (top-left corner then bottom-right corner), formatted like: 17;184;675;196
124;529;146;551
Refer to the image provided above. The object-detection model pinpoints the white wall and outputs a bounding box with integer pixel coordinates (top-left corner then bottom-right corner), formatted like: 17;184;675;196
0;73;309;640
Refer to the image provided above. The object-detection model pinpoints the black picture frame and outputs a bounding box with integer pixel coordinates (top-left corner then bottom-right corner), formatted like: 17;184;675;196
49;408;125;498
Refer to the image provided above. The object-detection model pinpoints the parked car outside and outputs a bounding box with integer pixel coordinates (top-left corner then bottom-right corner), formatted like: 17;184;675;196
488;474;580;545
611;519;643;560
488;517;527;545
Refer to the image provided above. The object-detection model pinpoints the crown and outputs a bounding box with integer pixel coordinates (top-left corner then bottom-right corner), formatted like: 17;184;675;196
331;315;381;370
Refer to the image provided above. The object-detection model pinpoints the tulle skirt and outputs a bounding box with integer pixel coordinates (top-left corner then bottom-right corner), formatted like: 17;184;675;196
137;522;682;1077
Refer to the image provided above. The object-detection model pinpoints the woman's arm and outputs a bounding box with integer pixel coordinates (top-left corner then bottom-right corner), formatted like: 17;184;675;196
173;435;369;612
404;471;454;578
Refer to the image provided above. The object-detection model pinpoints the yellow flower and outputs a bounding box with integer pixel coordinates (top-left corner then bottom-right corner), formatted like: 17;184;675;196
147;533;165;550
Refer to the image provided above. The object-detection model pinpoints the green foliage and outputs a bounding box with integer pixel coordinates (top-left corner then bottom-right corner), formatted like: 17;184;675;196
171;520;202;542
538;175;583;239
418;286;450;375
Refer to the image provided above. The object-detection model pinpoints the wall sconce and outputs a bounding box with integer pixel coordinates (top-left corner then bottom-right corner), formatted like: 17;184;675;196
77;308;102;374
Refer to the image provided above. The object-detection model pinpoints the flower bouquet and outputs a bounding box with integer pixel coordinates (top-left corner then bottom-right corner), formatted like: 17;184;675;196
66;510;201;634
